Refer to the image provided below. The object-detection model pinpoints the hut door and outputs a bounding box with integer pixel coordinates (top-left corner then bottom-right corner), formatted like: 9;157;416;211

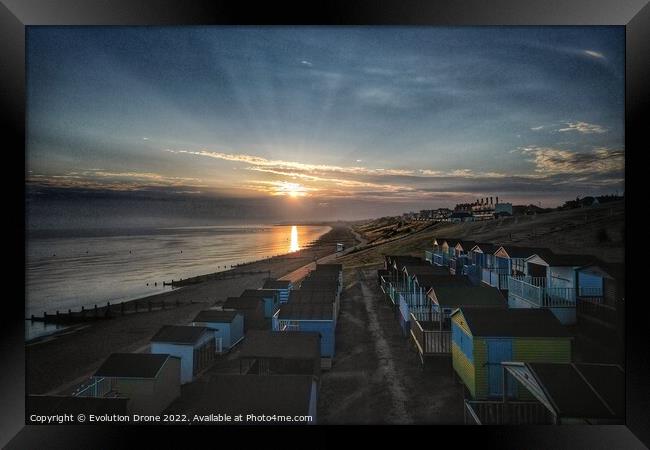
487;339;515;398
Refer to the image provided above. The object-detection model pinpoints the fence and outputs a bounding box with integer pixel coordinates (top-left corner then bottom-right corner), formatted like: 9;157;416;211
508;276;579;307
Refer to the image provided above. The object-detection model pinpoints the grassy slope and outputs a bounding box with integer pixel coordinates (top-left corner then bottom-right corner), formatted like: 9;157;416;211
341;201;624;271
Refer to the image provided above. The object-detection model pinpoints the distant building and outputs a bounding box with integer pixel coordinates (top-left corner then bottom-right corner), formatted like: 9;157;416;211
454;196;511;220
450;211;474;223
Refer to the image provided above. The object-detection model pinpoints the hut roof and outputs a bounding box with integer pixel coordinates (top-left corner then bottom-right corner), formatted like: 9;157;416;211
222;297;264;310
263;279;292;289
151;325;210;345
193;310;240;323
239;330;320;360
415;274;471;290
239;289;277;298
456;307;571;338
430;286;505;308
94;353;173;379
288;290;335;304
535;253;601;267
169;375;315;419
278;303;333;321
498;245;555;259
528;362;624;419
471;243;500;254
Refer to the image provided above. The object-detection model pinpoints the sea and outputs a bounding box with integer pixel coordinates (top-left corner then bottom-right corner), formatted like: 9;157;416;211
25;224;330;340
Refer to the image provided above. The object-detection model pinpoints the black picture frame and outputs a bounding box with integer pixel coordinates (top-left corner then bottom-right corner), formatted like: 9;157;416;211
1;1;645;448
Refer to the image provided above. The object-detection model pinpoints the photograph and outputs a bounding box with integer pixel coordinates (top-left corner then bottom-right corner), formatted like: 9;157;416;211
1;0;646;445
22;25;626;426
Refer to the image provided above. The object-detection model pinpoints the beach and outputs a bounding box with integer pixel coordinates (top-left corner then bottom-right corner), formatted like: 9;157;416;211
26;225;358;395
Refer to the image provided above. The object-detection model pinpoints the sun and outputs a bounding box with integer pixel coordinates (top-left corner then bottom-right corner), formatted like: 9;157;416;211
275;181;308;198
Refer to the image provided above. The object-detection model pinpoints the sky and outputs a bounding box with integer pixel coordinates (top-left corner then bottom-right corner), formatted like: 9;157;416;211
26;26;625;227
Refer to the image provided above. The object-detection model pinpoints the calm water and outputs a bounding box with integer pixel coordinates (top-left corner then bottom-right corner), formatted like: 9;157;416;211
26;225;330;320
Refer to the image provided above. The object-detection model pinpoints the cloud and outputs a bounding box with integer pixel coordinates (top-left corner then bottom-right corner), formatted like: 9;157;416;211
142;137;150;140
27;170;207;192
517;146;624;175
584;50;605;59
558;121;607;134
168;149;417;177
300;60;313;67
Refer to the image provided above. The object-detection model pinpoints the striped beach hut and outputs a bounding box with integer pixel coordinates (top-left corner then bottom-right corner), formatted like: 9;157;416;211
451;307;572;400
262;279;294;304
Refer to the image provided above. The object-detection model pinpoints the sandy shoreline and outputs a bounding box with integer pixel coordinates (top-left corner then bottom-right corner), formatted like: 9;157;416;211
26;225;358;395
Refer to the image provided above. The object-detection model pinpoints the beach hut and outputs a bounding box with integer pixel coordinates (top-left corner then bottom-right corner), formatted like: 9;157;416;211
482;246;555;289
287;289;339;324
396;269;462;336
167;374;319;424
429;285;506;318
409;283;502;365
89;353;180;415
448;240;476;274
468;243;499;271
262;279;293;304
240;289;280;318
238;330;321;379
464;362;624;425
451;308;572;400
192;310;245;350
222;297;267;331
575;262;624;337
507;252;603;324
150;325;216;384
273;303;335;368
299;277;341;313
426;238;451;266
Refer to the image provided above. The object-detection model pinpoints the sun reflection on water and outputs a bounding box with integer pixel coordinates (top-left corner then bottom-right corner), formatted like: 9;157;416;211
289;225;300;252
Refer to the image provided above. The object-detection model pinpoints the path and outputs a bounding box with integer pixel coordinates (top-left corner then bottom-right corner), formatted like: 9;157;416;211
279;225;368;284
318;267;464;424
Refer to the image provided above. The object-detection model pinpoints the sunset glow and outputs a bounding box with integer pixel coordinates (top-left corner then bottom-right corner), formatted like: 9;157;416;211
26;27;624;222
289;225;300;252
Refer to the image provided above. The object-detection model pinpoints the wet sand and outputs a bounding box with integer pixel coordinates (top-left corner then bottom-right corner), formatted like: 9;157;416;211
26;225;357;394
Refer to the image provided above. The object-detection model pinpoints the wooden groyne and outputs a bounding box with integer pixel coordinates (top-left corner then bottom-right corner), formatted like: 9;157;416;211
29;298;197;325
166;270;272;288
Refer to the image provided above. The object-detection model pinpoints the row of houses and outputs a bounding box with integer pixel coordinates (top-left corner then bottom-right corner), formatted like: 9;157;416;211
379;239;624;425
27;269;342;424
272;264;343;369
425;238;624;328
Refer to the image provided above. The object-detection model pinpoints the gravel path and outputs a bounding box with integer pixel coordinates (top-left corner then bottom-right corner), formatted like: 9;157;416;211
318;267;464;424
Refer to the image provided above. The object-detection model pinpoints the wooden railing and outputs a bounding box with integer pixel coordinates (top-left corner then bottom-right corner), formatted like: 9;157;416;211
508;276;580;307
577;296;617;328
410;315;451;355
481;268;510;289
432;253;445;266
464;400;553;425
